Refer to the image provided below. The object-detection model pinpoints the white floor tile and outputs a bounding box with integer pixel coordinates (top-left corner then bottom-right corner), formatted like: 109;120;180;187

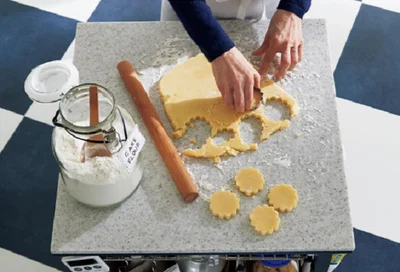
12;0;101;22
0;248;61;272
25;101;59;127
0;108;24;152
304;0;361;71
62;39;76;62
337;98;400;243
363;0;400;14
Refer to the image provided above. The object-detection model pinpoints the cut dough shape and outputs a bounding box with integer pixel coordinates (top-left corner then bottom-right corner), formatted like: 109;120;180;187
268;184;298;212
160;53;298;161
209;191;240;219
234;168;264;196
249;205;280;235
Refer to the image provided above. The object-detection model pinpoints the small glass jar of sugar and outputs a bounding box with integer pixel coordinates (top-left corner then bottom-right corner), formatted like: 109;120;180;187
24;61;145;207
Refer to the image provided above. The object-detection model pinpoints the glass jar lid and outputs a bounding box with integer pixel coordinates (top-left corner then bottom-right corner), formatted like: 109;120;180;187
24;60;79;103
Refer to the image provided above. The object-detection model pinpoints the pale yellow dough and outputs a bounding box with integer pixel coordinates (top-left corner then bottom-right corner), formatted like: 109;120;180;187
159;54;298;161
183;138;238;158
268;184;298;212
209;191;240;219
234;168;264;196
249;205;280;235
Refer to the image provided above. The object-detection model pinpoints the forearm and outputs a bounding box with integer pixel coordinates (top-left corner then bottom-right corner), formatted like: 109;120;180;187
277;0;311;18
168;0;234;61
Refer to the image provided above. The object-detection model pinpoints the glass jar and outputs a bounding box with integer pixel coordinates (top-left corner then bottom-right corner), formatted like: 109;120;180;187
24;61;145;207
51;83;144;207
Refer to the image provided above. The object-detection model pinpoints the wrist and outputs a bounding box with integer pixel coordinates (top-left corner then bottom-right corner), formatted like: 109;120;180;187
276;3;305;19
212;47;237;64
277;9;301;20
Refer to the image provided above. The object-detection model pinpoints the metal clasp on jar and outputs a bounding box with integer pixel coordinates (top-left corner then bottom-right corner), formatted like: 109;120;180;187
52;108;127;154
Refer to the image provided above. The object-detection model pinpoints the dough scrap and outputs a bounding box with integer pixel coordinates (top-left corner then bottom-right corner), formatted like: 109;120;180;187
183;137;237;158
160;53;298;161
183;134;256;160
249;205;280;235
268;184;298;212
261;80;299;117
234;168;264;196
209;191;240;219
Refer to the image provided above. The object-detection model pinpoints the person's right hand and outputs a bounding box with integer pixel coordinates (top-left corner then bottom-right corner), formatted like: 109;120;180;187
211;47;261;112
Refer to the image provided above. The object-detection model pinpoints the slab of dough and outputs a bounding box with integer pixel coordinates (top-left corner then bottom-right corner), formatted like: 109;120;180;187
268;184;298;212
209;191;240;219
249;205;280;235
159;54;298;161
234;168;264;196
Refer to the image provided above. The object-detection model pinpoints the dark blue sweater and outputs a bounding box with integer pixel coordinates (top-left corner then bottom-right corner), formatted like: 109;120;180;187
169;0;311;61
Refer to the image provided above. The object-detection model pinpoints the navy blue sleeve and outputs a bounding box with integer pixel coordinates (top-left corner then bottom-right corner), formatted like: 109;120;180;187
168;0;235;62
278;0;311;19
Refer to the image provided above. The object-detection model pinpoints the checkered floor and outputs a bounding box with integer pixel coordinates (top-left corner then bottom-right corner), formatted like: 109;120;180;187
1;0;400;271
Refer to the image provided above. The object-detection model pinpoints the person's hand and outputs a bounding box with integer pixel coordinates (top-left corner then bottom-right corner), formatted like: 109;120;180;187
211;47;260;112
252;10;303;79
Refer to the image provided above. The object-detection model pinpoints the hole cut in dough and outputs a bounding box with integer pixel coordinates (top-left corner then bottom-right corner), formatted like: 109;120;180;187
263;99;292;121
249;205;280;235
234;168;264;196
268;184;298;212
160;54;298;162
239;117;262;145
209;191;240;219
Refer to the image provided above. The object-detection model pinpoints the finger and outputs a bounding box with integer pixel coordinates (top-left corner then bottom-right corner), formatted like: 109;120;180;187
298;43;303;63
224;88;234;109
244;77;254;111
289;47;298;71
216;81;225;99
233;86;245;113
258;49;275;77
253;72;261;89
252;44;267;56
275;49;291;79
252;40;268;56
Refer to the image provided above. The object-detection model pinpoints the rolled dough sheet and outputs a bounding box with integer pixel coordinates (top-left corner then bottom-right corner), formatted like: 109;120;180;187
160;54;298;160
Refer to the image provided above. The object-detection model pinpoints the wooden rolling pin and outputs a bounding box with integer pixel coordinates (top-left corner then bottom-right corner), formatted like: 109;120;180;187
117;60;199;203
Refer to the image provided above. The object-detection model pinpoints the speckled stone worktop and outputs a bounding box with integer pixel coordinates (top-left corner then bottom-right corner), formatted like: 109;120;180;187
51;20;354;255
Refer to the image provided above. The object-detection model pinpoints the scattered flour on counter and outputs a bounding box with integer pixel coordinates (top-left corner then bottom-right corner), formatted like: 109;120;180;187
273;154;291;168
193;172;231;201
194;178;216;201
213;163;225;174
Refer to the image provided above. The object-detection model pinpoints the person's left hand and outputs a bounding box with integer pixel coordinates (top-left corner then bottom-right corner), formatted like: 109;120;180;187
252;9;303;79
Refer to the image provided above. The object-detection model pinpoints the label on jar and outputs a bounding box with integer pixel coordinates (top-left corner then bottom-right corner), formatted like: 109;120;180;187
119;124;145;172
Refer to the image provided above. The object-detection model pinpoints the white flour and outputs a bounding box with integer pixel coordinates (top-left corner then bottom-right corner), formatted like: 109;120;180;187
55;128;130;185
54;107;144;207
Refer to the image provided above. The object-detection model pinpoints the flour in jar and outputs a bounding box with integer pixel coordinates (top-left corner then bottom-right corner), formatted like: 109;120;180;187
54;108;138;186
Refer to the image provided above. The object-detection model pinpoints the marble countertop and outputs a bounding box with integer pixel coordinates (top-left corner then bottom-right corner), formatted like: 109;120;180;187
51;20;354;255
